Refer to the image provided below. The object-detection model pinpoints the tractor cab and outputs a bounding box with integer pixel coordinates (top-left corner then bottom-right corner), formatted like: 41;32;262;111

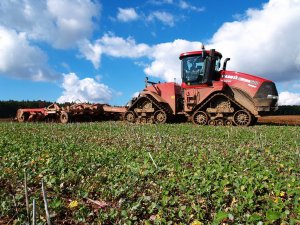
179;48;226;112
180;49;222;86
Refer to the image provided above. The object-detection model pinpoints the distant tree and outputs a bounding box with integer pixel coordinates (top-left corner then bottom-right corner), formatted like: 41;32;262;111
274;105;300;115
0;100;52;118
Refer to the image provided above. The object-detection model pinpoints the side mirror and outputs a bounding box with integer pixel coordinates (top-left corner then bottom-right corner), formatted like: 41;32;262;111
222;58;231;70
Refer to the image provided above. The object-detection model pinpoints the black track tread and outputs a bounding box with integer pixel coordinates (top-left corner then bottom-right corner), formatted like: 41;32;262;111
127;94;172;122
145;95;172;115
192;92;254;126
194;92;250;114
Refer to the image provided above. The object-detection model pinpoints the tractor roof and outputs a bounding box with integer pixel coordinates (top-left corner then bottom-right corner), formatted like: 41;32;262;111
179;50;222;60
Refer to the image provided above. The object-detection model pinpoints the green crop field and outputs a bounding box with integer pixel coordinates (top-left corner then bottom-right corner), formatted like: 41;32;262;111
0;122;300;224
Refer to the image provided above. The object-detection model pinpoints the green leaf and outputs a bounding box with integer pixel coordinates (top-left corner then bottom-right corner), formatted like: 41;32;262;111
249;213;262;222
266;210;281;221
213;211;228;224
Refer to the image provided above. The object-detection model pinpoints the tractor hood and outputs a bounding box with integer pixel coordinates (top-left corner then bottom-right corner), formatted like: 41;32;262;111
220;70;278;113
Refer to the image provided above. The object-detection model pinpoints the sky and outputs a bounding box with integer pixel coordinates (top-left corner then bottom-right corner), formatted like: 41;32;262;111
0;0;300;105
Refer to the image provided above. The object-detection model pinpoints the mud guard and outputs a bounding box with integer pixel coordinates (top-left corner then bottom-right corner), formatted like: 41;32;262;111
139;90;168;104
230;87;258;116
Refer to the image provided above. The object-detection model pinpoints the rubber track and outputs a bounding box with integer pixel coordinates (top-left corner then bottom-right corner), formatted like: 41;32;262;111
128;94;172;117
145;95;172;115
194;92;251;115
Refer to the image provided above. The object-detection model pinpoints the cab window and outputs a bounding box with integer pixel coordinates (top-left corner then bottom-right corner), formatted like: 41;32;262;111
182;56;205;84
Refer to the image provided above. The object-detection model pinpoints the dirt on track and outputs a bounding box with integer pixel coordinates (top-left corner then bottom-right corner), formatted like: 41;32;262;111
258;115;300;125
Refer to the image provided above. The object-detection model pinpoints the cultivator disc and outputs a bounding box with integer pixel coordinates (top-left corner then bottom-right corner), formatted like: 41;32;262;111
16;109;25;122
59;112;69;124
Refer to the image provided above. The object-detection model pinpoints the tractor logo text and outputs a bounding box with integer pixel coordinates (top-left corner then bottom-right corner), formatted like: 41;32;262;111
222;74;260;87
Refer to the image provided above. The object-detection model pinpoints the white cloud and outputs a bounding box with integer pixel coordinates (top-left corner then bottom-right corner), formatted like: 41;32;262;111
147;11;175;27
178;0;205;12
208;0;300;82
144;39;202;81
47;0;99;48
57;73;113;103
78;34;151;68
292;83;300;89
0;0;99;81
0;26;57;81
148;0;174;5
78;39;102;69
132;92;140;98
79;34;202;82
117;8;139;22
279;92;300;105
99;34;151;58
0;0;100;49
101;34;150;58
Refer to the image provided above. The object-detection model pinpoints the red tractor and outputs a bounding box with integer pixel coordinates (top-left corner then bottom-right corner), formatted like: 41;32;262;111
124;46;278;126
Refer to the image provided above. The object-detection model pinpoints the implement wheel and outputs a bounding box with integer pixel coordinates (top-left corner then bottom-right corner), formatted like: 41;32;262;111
125;111;136;123
233;110;252;126
17;109;25;122
192;111;208;125
154;110;167;124
59;112;69;124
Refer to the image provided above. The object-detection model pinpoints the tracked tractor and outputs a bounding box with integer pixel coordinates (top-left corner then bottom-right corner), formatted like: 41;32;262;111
125;46;278;126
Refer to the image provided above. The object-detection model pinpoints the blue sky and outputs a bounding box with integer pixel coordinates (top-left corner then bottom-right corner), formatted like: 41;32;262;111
0;0;300;105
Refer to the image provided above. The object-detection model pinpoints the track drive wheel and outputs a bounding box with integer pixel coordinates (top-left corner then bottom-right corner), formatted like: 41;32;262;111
233;110;252;126
154;110;167;124
59;111;69;124
192;111;208;125
125;111;136;123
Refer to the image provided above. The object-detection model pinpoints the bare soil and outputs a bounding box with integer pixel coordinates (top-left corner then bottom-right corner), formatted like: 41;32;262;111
0;118;14;122
258;115;300;125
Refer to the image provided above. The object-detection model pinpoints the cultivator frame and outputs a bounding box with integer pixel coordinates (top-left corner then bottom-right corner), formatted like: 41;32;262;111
16;103;127;123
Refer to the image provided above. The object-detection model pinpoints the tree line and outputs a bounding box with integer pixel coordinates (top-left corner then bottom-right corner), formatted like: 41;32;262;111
273;105;300;115
0;100;299;118
0;100;53;118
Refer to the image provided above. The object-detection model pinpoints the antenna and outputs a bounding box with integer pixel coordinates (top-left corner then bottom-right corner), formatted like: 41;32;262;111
201;44;205;57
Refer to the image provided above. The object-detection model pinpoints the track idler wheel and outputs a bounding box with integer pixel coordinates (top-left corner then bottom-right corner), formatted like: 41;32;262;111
125;111;136;123
216;119;224;126
154;110;167;124
224;120;233;126
59;111;69;124
192;111;208;125
208;120;216;126
233;110;252;126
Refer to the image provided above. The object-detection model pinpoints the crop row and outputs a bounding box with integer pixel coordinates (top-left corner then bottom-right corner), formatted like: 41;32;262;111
0;122;300;224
